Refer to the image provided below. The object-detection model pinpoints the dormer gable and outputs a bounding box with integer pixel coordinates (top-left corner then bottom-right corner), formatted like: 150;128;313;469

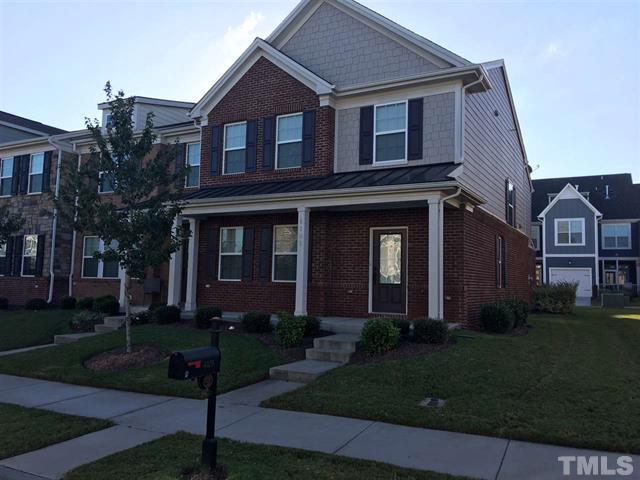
538;183;602;220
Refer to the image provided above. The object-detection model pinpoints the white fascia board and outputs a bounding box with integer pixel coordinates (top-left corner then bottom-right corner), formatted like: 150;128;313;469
538;183;603;219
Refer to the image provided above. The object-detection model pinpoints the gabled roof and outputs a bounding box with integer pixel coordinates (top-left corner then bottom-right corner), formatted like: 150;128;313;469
267;0;470;68
0;111;67;136
190;38;335;120
537;182;602;220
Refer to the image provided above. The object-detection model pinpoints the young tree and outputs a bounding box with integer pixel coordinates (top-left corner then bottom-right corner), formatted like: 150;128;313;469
56;83;186;353
0;205;24;246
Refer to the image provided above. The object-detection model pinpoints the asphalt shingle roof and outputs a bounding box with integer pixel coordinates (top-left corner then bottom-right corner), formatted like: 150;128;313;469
0;111;67;136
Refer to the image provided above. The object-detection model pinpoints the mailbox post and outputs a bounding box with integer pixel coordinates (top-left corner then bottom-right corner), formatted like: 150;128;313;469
201;320;221;472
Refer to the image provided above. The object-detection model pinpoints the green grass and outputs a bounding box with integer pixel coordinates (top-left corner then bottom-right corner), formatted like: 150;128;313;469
0;402;111;459
0;325;288;398
65;432;462;480
264;308;640;454
0;309;76;351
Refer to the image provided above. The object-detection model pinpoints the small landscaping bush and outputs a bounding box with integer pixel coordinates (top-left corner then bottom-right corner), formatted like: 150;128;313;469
0;297;8;310
301;315;321;337
60;295;77;310
480;302;514;333
195;306;223;329
93;295;120;315
25;298;48;310
148;302;166;312
69;311;104;332
152;305;181;324
242;311;272;333
129;310;151;326
392;318;411;337
413;318;449;344
275;312;306;348
77;297;95;311
533;282;578;314
502;297;529;326
361;318;400;355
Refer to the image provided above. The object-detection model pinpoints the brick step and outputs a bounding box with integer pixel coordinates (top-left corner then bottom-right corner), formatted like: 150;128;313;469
54;333;99;345
305;347;352;363
104;316;125;328
94;324;120;333
313;334;360;352
269;360;341;383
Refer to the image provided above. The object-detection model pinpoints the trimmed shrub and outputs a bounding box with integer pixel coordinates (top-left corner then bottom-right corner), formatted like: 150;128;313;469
152;305;181;324
77;297;95;311
242;311;272;333
413;319;449;344
60;296;77;310
0;297;8;310
148;302;166;312
533;282;578;314
25;298;48;310
361;318;400;355
129;310;151;326
195;306;223;329
275;312;306;348
69;311;103;332
301;315;321;337
93;295;120;315
501;298;529;326
392;318;411;337
480;302;514;333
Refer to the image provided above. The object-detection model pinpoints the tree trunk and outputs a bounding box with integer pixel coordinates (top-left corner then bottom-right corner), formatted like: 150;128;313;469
124;274;132;354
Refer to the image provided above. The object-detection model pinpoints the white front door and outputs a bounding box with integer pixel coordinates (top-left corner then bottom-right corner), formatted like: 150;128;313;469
549;267;592;298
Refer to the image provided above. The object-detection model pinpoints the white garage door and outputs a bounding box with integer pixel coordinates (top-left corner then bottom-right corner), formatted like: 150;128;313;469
549;268;592;298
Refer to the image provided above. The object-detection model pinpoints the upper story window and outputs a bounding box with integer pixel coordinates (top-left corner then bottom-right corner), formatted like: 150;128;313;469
532;225;540;251
273;225;297;282
374;102;407;164
555;218;585;246
22;234;38;276
28;153;44;194
224;122;246;175
276;113;303;169
219;227;243;281
185;142;201;187
1;157;13;197
506;180;516;227
105;114;113;128
98;171;115;193
82;236;119;278
602;223;631;249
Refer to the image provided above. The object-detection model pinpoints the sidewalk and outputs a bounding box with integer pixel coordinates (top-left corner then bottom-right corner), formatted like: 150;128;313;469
0;373;637;479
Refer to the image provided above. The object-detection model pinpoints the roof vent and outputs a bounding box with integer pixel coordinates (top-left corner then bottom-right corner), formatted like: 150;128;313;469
605;185;610;199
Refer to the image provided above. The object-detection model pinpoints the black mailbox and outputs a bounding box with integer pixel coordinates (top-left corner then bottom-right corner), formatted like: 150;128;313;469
168;347;221;380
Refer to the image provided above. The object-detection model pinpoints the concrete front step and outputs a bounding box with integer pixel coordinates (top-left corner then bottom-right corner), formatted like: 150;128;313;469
269;360;341;383
305;347;352;363
94;324;119;333
313;334;360;352
54;332;100;345
104;316;125;328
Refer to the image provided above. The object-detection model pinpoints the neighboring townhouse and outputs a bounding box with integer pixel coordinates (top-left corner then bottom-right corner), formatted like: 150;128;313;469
532;174;640;303
0;111;66;144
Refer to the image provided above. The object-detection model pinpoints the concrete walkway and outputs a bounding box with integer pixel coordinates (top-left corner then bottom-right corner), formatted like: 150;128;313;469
0;374;637;480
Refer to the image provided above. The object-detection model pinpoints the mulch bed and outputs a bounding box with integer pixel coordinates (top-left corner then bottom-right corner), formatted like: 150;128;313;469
84;345;170;373
349;338;455;365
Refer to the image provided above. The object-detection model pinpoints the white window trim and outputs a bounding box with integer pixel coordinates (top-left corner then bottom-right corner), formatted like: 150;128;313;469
223;122;246;176
373;100;408;166
98;171;114;194
272;224;298;283
0;157;13;198
601;223;631;250
21;234;38;277
27;152;44;195
506;179;515;226
218;226;243;281
81;236;119;279
185;142;201;188
554;218;586;246
275;113;303;170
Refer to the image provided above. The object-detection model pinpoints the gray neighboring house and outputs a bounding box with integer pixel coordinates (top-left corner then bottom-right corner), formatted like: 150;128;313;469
0;111;67;144
532;174;640;303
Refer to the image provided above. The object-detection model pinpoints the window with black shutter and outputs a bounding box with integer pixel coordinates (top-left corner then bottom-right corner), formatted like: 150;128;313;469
245;119;257;173
0;237;11;275
359;106;374;165
407;98;423;160
210;125;222;176
258;226;273;282
506;180;516;227
302;110;315;167
205;227;219;279
242;227;255;281
262;117;275;171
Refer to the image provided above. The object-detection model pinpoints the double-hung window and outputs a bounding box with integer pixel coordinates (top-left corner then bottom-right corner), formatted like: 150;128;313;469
22;235;38;276
1;157;13;196
276;113;303;169
219;227;243;280
273;225;297;282
98;171;115;193
82;237;119;278
0;241;7;274
506;180;516;227
602;223;631;249
555;218;585;246
28;153;44;194
185;142;201;187
223;122;246;174
374;102;407;164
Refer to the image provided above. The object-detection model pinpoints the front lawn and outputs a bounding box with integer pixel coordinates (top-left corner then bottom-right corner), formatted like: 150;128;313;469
0;309;75;351
0;402;111;459
65;432;461;480
264;308;640;453
0;325;288;398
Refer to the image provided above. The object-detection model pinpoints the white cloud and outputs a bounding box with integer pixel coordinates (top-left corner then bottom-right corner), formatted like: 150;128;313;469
542;41;569;60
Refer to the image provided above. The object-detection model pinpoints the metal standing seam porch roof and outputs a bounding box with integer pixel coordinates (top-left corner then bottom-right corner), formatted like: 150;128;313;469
181;163;460;202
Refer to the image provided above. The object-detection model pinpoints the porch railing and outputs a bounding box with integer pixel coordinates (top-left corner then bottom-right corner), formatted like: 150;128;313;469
598;284;639;297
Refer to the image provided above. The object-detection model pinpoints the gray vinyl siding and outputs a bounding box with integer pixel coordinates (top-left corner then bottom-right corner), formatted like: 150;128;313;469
546;257;596;286
0;125;40;143
458;66;531;236
134;105;191;128
544;199;596;255
335;92;455;173
280;2;443;88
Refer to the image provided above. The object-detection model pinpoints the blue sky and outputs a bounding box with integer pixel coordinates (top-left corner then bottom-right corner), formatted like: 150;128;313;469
0;0;638;180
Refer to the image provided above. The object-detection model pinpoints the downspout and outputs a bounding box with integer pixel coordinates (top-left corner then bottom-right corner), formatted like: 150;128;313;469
68;150;81;297
438;187;462;319
458;73;485;163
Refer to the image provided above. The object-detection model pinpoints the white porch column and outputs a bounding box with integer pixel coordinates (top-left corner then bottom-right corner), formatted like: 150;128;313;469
184;218;200;312
295;207;310;316
166;216;183;307
427;197;443;319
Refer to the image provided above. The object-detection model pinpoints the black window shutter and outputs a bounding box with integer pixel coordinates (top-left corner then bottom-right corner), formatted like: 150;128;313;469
11;156;20;195
174;143;186;186
502;239;507;287
206;227;219;279
12;235;23;276
242;227;255;281
359;106;374;165
505;179;510;224
496;236;500;288
35;234;45;276
19;156;29;195
262;117;275;171
512;186;517;228
258;226;273;282
302;110;316;167
42;151;52;192
245;120;257;173
210;125;222;177
2;237;14;275
407;98;423;160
